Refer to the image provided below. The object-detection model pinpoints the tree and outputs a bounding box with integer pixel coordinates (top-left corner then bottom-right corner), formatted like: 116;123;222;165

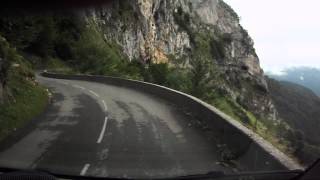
54;14;84;60
284;128;305;154
166;68;191;93
27;16;57;59
293;130;305;154
0;15;40;50
146;63;169;85
189;52;217;100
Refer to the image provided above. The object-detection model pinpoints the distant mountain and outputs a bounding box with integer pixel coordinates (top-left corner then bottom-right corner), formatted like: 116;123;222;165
267;77;320;163
1;0;317;166
268;67;320;96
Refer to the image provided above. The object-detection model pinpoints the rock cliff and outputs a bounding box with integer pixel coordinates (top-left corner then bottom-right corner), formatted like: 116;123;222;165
83;0;277;121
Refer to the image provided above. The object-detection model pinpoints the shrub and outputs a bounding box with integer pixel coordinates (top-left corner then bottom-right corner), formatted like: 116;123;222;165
165;68;191;93
119;60;144;80
210;38;225;61
0;36;48;141
145;63;170;85
73;27;126;76
26;16;56;58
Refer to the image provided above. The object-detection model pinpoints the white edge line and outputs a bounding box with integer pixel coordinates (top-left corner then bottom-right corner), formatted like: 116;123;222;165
97;117;108;144
102;100;108;112
80;163;90;176
89;90;100;98
72;84;85;90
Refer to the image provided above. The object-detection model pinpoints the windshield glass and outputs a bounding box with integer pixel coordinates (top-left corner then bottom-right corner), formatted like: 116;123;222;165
0;0;319;179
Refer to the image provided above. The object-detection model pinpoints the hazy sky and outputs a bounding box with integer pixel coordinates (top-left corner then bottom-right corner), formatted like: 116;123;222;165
224;0;320;74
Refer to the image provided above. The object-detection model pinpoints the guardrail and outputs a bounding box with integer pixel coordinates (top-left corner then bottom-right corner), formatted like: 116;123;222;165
41;72;303;171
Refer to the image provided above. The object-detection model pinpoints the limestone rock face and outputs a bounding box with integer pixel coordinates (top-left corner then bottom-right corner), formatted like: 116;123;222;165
83;0;277;120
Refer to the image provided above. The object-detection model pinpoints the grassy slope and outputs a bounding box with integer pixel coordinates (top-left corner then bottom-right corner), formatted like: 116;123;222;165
267;77;320;164
0;10;303;165
0;37;48;141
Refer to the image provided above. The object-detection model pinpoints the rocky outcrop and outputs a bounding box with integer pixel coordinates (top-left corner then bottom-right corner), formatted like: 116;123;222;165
83;0;277;120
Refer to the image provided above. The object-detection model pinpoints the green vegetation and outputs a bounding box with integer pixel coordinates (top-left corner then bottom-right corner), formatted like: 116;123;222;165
219;1;240;21
44;57;74;74
165;68;191;92
72;25;147;80
0;12;83;67
0;10;314;165
0;67;48;141
267;77;320;164
0;36;48;141
173;9;261;129
211;94;251;124
145;63;170;85
0;12;144;79
183;19;308;163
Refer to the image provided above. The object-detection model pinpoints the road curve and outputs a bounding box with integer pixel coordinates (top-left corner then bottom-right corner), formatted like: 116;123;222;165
0;75;231;178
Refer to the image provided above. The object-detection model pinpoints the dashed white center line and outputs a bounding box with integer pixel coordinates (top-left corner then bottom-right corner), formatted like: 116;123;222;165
61;82;69;85
102;100;108;112
89;90;100;98
60;81;108;145
97;117;108;144
80;163;90;176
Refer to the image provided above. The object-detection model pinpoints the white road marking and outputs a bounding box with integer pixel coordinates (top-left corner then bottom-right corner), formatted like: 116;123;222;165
61;82;68;85
97;117;108;144
102;100;108;112
72;84;85;90
89;90;100;98
80;163;90;176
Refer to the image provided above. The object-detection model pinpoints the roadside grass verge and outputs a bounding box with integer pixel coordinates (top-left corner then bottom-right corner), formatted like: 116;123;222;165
0;57;48;142
45;57;76;75
0;69;48;141
210;93;300;164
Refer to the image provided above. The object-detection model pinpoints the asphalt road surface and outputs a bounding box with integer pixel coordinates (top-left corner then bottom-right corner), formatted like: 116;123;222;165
0;75;230;178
